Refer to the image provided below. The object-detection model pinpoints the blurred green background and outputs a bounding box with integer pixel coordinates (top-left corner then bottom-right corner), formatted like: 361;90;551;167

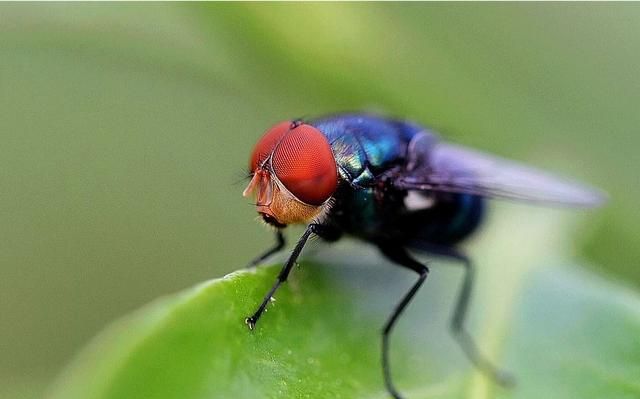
1;3;638;398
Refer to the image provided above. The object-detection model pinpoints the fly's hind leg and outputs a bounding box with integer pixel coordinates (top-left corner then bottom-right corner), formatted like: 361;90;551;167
414;243;514;387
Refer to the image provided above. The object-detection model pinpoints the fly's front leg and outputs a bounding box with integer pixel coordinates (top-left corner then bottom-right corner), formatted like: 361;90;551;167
246;230;285;268
245;224;318;330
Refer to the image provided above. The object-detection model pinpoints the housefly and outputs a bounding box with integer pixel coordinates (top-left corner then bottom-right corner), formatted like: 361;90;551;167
242;113;605;399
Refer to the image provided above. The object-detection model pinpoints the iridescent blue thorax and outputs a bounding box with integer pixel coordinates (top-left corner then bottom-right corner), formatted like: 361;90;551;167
311;114;423;187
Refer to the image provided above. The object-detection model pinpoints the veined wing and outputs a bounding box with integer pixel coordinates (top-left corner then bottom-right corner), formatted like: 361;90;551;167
395;135;606;208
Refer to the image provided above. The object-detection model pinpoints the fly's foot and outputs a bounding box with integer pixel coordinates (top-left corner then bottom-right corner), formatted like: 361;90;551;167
245;316;257;331
494;370;516;389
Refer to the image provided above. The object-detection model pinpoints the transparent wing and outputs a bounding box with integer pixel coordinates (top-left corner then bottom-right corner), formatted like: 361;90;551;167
395;134;606;208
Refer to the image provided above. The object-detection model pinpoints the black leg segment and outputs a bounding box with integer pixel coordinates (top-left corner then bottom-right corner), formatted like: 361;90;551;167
377;245;430;399
410;242;514;387
245;224;318;330
435;247;514;387
246;230;286;268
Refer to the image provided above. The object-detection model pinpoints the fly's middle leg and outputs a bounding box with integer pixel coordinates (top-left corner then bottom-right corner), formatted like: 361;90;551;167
377;244;430;399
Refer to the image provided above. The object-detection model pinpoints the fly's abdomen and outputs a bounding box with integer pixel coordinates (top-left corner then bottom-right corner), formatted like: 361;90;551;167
410;193;486;246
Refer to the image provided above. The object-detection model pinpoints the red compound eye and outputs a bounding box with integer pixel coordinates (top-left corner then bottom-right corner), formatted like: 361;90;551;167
249;121;292;172
271;124;338;205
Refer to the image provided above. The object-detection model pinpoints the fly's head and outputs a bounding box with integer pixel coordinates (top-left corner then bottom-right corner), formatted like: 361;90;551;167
243;120;338;227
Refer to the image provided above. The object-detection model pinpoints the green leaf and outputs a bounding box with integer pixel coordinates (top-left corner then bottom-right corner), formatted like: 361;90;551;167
496;268;640;399
46;209;640;399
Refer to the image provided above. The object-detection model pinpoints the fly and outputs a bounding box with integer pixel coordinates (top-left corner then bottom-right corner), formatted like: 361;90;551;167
241;113;606;399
